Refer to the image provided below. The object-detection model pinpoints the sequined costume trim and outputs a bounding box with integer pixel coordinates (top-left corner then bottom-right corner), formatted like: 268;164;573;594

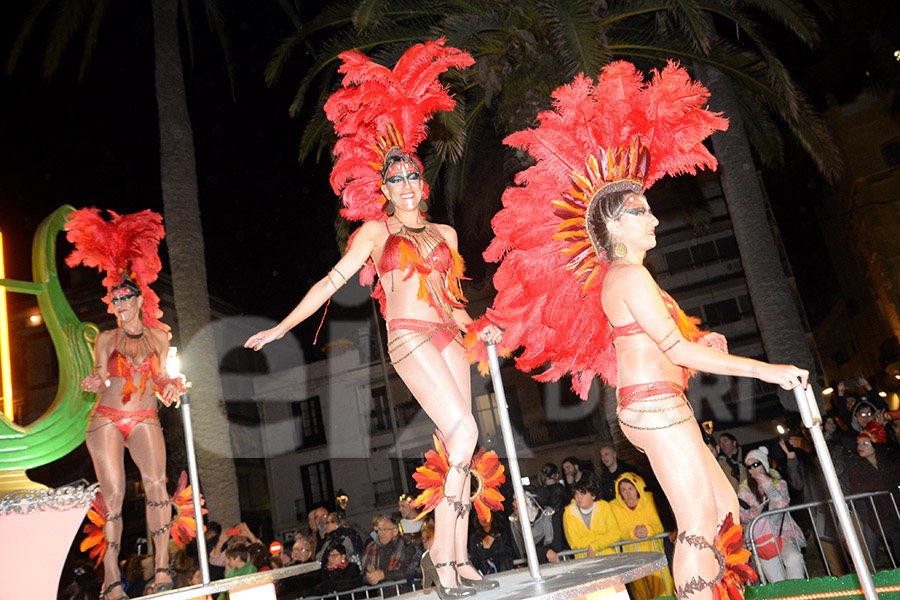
616;380;693;431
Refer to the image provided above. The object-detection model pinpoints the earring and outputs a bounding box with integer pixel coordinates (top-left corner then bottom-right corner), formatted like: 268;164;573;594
614;241;627;258
418;199;428;212
385;202;395;216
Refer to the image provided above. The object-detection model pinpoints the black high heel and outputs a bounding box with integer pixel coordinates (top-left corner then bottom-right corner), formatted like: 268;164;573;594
456;560;500;590
421;551;477;599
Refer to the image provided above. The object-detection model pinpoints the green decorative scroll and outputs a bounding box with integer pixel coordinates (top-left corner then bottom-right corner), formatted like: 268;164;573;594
0;205;98;472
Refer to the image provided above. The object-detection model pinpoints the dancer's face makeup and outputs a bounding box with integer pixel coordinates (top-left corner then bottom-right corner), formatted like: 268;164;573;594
381;161;423;211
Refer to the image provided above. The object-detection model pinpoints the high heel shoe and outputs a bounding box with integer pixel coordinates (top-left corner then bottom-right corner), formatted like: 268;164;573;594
456;560;500;590
421;551;476;599
101;581;129;600
154;567;175;592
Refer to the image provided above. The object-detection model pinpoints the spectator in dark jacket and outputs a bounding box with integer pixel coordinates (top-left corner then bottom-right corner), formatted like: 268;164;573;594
316;544;363;597
469;510;517;574
362;516;416;588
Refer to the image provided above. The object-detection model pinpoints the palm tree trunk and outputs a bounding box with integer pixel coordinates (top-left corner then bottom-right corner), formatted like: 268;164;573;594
151;0;240;525
694;62;818;409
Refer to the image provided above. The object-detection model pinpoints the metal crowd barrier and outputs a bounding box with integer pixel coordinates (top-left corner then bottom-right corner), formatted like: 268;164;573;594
301;578;421;600
747;490;899;585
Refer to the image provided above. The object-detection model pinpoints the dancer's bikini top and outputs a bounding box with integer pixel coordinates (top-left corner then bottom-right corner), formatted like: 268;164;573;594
376;222;453;276
107;330;161;403
369;221;466;318
610;289;688;341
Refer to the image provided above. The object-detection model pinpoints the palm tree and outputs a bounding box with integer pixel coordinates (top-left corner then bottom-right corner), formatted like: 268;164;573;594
269;0;841;407
7;0;241;525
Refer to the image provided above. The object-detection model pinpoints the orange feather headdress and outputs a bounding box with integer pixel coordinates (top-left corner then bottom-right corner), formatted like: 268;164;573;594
65;207;168;332
324;38;474;222
483;61;728;398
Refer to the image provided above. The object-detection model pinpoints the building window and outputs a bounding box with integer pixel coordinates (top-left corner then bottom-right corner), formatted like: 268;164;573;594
664;247;692;273
369;386;392;433
474;387;520;446
300;460;334;514
703;297;740;327
292;396;326;449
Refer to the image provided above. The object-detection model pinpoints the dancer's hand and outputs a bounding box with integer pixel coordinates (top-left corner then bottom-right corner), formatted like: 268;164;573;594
480;324;503;345
245;327;282;351
81;373;107;393
698;332;728;354
758;363;808;390
157;383;180;408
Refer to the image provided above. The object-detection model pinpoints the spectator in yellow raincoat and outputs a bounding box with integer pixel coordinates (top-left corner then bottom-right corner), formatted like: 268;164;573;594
562;472;620;558
610;473;674;599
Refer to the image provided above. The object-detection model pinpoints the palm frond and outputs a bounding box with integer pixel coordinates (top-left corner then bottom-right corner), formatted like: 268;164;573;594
539;0;607;78
662;0;712;54
298;110;335;163
731;0;820;46
274;0;304;32
7;0;54;75
265;33;303;86
44;0;91;80
201;0;236;101
735;91;786;167
353;0;387;33
180;0;196;70
77;0;111;81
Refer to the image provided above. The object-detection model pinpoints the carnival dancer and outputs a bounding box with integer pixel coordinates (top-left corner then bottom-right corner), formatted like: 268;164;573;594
66;208;184;599
244;40;501;599
480;62;808;599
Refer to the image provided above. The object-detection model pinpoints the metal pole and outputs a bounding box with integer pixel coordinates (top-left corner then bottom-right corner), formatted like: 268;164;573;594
486;343;542;581
371;298;408;494
180;392;211;584
792;386;878;600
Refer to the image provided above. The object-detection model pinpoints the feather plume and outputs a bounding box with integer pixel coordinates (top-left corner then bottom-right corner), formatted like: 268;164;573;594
65;208;168;332
324;39;474;223
484;61;726;398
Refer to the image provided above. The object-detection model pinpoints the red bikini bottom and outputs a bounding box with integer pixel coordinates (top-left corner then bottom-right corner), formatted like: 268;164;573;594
89;404;160;441
616;380;693;431
387;318;462;363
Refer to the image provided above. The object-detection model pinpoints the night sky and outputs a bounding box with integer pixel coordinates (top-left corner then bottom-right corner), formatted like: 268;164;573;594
1;1;897;335
0;1;338;329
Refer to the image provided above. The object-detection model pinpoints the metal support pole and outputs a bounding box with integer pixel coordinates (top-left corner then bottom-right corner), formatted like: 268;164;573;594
792;386;878;600
180;392;211;585
486;343;542;581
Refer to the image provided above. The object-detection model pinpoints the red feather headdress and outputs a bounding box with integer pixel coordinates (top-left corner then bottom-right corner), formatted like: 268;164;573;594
483;61;727;398
324;38;474;222
65;207;168;332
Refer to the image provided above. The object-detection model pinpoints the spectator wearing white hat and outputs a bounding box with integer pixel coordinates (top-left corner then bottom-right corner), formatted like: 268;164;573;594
738;447;806;583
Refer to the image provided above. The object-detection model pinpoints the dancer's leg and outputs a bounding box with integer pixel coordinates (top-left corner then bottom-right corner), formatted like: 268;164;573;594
392;341;478;589
126;421;172;587
622;420;727;600
86;420;127;594
440;342;484;581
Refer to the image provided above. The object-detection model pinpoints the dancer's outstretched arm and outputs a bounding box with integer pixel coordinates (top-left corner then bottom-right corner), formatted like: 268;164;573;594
245;221;381;351
605;264;808;390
